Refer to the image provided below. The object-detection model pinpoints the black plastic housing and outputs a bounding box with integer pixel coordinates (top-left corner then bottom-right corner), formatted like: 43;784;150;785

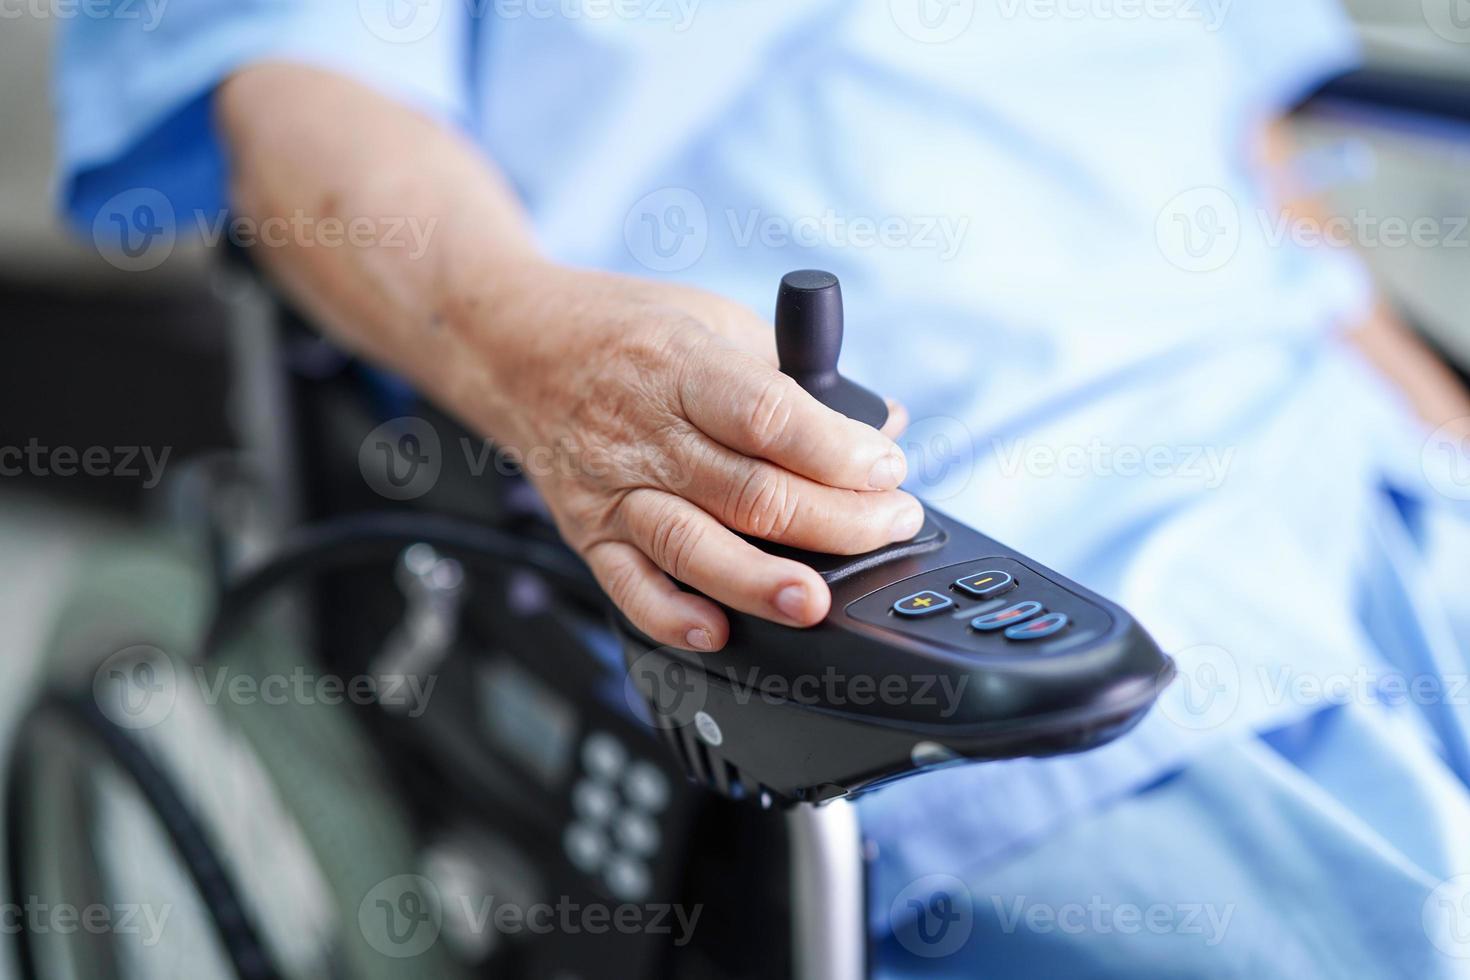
619;269;1173;805
619;506;1173;805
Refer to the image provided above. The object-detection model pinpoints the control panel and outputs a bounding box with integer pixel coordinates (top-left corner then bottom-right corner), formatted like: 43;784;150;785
845;557;1114;656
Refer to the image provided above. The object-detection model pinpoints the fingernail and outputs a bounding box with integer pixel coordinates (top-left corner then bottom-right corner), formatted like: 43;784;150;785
867;452;906;490
685;628;714;652
891;501;925;540
774;584;808;621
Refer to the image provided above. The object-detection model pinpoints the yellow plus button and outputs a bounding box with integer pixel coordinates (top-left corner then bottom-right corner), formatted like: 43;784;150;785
894;590;953;617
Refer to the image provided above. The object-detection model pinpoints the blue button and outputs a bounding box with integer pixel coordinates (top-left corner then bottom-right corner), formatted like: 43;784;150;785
971;600;1043;631
893;591;954;617
953;570;1015;599
1004;612;1070;640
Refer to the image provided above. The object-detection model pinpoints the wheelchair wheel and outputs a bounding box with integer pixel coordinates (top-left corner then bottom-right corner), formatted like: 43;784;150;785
4;541;468;980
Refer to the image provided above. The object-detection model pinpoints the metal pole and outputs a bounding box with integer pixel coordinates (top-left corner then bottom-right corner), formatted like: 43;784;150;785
787;798;865;980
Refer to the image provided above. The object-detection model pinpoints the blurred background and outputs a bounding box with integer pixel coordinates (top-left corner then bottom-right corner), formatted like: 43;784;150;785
3;1;1470;977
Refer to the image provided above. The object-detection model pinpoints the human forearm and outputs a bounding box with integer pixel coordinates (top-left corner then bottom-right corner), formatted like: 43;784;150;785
216;62;549;426
212;62;921;651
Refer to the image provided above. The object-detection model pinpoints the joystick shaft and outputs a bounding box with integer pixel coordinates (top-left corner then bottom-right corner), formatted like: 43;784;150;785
775;271;889;430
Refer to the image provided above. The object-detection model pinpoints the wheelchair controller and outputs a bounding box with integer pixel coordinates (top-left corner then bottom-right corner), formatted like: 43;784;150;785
621;270;1175;806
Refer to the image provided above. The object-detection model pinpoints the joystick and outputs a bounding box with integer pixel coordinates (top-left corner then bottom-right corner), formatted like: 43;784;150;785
620;270;1174;806
775;270;889;429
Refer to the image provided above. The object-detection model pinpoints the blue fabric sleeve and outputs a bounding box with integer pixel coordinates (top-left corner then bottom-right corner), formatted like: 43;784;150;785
1217;0;1361;115
55;1;472;241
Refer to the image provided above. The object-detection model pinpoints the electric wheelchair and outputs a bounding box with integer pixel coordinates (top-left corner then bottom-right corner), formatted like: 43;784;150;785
4;263;1171;980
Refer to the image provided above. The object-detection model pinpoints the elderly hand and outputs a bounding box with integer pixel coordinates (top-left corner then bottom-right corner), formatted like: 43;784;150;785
470;264;919;652
218;64;917;652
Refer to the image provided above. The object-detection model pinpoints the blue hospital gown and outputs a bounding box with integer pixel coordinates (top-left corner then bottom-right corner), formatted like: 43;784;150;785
56;1;1470;975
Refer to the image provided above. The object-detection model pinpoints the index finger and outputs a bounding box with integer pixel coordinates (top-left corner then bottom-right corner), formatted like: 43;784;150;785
679;348;908;492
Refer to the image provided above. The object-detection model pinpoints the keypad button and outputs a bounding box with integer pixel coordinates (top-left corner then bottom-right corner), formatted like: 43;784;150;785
573;779;619;824
971;600;1044;632
564;822;609;873
623;761;671;813
615;811;661;856
1004;611;1070;641
893;591;955;617
581;732;627;780
953;570;1015;599
605;855;652;901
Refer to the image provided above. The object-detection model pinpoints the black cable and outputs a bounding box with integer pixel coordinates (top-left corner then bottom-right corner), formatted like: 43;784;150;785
203;510;605;656
6;690;285;980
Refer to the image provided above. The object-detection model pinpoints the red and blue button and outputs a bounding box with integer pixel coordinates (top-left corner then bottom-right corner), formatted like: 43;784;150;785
970;600;1043;632
1003;611;1070;641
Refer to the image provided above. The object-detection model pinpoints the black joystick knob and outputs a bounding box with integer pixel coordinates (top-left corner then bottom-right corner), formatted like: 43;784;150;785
775;270;889;430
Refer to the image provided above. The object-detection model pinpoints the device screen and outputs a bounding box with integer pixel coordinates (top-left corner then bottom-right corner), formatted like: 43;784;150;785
478;657;579;787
